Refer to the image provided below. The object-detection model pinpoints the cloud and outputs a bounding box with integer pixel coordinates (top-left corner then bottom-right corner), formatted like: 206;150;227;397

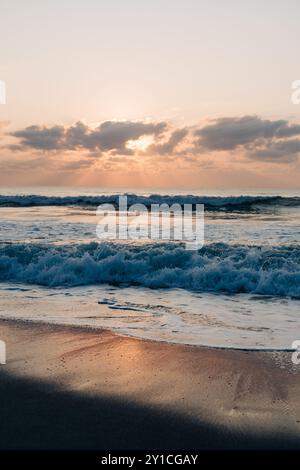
247;139;300;163
90;120;166;153
11;120;167;154
12;125;66;150
150;128;188;155
276;124;300;138
7;115;300;165
194;115;300;151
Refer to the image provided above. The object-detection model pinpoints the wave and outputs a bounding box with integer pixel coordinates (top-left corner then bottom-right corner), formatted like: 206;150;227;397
0;242;299;297
0;193;299;209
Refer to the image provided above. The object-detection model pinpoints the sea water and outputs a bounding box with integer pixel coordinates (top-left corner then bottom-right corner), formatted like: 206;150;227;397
0;187;299;349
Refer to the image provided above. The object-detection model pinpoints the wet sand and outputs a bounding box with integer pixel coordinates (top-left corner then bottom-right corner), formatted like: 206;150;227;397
0;319;300;449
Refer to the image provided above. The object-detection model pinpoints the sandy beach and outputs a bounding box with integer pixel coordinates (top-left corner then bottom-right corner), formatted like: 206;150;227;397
0;319;299;450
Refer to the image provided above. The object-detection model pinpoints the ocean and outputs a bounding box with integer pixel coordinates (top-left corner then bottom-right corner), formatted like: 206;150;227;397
0;187;299;350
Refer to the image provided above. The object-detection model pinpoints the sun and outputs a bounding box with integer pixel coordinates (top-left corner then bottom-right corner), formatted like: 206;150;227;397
126;135;154;152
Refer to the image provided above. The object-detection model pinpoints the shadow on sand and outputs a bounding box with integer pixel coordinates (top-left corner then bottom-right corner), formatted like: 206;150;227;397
0;371;299;450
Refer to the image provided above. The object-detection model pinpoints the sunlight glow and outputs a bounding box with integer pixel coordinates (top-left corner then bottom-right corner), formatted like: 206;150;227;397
126;136;154;152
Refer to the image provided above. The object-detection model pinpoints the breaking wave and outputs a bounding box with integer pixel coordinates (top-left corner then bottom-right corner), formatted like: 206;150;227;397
0;193;299;209
0;242;299;298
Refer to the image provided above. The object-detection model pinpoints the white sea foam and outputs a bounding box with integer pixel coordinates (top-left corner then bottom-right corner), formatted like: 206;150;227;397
0;282;299;349
0;242;299;297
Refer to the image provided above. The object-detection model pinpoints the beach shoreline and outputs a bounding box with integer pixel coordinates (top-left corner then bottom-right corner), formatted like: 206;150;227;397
0;318;300;449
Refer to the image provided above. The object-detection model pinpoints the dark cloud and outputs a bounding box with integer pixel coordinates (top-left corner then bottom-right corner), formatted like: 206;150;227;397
150;128;188;155
12;125;65;150
275;124;300;138
194;116;300;151
11;120;167;154
247;139;300;163
90;120;166;153
8;116;300;165
64;122;90;149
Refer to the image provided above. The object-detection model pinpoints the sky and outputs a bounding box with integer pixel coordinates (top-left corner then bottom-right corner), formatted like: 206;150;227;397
1;0;300;189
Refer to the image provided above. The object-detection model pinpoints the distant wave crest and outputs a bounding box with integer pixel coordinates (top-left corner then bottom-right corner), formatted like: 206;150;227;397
0;193;299;209
0;242;299;297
